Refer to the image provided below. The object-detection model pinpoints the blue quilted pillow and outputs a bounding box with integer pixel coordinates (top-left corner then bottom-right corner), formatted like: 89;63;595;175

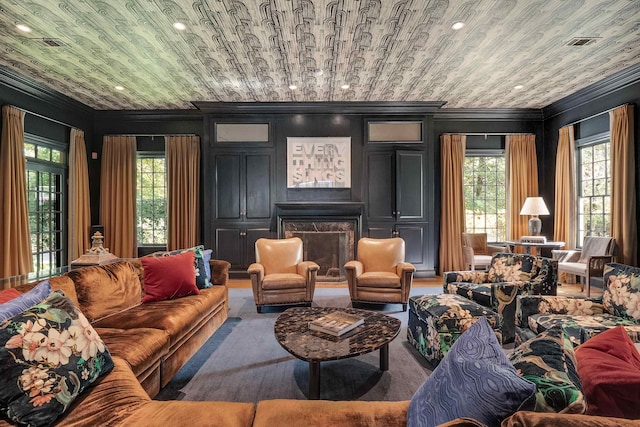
408;316;536;427
0;280;51;322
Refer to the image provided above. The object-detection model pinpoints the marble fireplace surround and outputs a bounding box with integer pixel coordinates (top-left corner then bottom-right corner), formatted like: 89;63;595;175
275;202;364;282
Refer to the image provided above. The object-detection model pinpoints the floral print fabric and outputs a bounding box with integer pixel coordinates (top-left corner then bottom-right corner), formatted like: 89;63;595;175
407;293;502;365
444;253;556;343
0;291;114;427
602;262;640;321
509;326;586;414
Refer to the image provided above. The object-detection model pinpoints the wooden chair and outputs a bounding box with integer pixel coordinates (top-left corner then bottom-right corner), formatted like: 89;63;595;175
552;236;616;297
462;232;510;270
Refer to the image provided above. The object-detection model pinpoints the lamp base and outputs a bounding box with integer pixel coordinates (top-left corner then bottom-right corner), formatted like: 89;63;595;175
528;216;542;236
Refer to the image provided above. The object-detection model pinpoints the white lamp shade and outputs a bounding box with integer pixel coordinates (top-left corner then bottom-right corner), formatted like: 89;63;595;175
520;197;550;216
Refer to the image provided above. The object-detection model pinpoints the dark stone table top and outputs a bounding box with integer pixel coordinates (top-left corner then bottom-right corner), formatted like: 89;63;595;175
274;307;401;362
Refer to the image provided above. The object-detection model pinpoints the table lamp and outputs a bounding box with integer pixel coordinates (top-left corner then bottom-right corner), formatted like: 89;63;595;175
520;197;549;236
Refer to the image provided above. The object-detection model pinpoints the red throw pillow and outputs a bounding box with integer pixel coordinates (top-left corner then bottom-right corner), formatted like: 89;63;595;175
141;251;200;303
0;288;21;304
575;326;640;418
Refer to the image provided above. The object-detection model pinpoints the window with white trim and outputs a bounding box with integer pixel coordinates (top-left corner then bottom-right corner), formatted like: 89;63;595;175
136;154;167;245
463;153;507;242
576;132;611;245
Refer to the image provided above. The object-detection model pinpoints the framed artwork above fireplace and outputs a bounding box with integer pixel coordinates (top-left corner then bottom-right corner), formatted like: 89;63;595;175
286;137;351;188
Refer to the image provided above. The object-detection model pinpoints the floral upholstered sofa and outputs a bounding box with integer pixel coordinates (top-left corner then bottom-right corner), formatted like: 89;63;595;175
443;253;557;343
515;262;640;346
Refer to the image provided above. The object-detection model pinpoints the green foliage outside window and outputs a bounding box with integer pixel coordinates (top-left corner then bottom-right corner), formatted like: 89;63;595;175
464;156;506;242
577;141;610;244
136;157;167;245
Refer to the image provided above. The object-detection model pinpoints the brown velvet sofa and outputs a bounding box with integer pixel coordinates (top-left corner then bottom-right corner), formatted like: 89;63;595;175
1;260;633;427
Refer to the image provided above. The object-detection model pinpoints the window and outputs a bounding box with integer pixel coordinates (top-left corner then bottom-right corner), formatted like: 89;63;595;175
577;133;611;244
24;136;67;279
136;154;167;245
463;154;507;242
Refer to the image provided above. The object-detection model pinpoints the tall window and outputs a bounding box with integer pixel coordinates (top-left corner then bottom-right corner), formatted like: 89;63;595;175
24;136;66;279
463;154;506;242
577;133;611;245
136;154;167;245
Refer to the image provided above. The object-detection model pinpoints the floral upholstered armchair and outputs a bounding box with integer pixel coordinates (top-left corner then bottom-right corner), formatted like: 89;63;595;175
515;262;640;346
443;252;557;343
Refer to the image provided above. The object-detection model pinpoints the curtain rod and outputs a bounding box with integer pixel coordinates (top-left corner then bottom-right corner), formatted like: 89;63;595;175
11;105;74;129
564;103;629;127
104;134;197;137
443;132;533;136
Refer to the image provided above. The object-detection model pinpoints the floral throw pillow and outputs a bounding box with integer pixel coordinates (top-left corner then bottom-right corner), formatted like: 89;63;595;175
0;291;114;427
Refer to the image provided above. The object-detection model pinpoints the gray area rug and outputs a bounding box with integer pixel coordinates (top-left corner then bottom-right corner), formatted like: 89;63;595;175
156;286;439;402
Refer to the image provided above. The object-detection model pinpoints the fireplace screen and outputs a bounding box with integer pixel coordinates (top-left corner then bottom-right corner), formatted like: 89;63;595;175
283;220;356;282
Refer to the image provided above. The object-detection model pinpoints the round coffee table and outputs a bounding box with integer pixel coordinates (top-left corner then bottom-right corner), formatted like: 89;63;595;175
274;306;401;399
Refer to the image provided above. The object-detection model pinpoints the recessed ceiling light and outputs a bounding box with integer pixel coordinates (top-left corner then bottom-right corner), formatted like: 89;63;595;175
173;22;186;31
341;84;350;89
16;24;31;33
315;69;324;76
451;22;465;30
289;84;297;90
514;84;524;90
115;85;124;91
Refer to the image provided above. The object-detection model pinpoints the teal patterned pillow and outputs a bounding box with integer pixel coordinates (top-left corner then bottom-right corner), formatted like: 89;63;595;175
408;317;536;427
0;291;114;426
509;325;586;414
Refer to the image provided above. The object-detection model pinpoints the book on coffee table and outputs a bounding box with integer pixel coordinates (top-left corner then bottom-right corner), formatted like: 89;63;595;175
309;311;365;336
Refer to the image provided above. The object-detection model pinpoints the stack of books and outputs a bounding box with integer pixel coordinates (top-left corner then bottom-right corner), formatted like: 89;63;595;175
309;311;364;337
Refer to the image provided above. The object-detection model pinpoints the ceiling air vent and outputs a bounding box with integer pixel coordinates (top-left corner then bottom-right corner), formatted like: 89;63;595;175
40;38;66;47
566;37;599;46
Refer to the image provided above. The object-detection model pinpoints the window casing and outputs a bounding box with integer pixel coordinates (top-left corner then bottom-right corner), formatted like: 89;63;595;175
136;154;167;245
463;152;507;242
24;135;67;280
576;132;611;245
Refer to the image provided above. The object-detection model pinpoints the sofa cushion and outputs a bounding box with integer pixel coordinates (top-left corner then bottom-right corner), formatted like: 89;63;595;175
488;255;533;282
502;411;640;426
95;327;169;379
141;252;200;303
262;273;306;290
69;261;142;323
0;280;51;322
0;288;21;304
0;291;114;427
528;313;640;346
91;286;226;347
147;245;211;289
575;326;640;418
408;317;536;427
357;272;401;288
508;326;586;414
203;248;213;281
253;399;409;427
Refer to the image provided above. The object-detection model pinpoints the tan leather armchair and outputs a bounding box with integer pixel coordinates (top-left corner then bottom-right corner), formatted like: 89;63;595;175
462;232;510;270
247;237;320;313
344;237;415;311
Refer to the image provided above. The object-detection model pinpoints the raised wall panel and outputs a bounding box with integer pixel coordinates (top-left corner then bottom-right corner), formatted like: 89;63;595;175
245;154;271;219
215;154;241;219
396;151;424;220
367;152;394;220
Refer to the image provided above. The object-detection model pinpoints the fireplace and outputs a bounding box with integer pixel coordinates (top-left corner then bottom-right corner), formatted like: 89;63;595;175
275;202;364;282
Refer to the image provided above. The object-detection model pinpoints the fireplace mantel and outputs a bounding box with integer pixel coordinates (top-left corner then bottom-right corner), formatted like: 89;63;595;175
274;202;364;217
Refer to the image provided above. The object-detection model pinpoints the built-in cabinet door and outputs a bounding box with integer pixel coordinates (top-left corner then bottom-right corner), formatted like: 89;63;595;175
215;226;273;271
396;223;427;271
366;222;429;275
367;152;395;221
214;152;272;221
396;151;424;220
215;154;241;220
367;150;424;222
